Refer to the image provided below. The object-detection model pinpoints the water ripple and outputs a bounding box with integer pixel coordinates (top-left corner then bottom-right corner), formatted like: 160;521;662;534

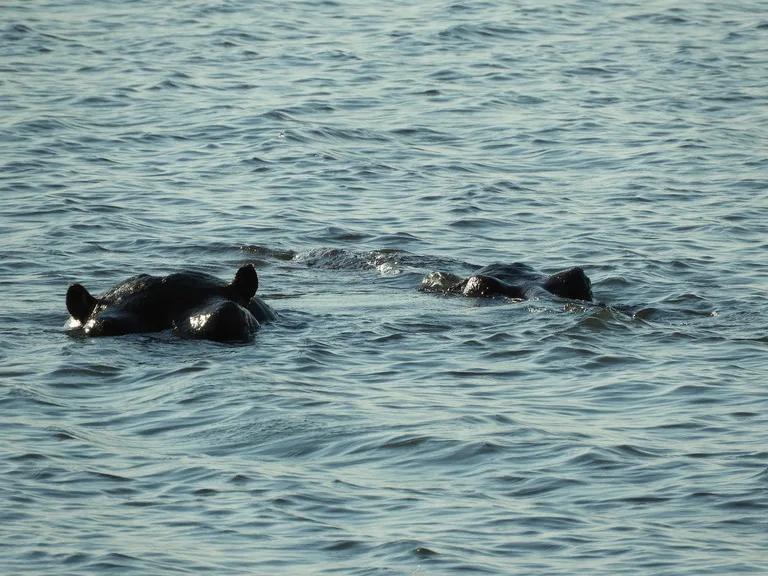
2;0;768;574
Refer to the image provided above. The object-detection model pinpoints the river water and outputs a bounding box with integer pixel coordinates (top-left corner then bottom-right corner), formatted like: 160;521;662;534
2;1;767;574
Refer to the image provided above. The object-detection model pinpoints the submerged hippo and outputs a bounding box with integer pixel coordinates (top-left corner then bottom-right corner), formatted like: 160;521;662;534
420;262;593;301
66;264;277;342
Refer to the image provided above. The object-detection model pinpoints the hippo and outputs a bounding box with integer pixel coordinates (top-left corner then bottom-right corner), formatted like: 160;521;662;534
65;264;277;342
420;263;593;301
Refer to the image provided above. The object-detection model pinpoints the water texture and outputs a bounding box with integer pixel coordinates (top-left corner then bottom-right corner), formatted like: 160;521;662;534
1;0;767;574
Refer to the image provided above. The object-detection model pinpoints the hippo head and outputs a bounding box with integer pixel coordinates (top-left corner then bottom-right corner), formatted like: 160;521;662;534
65;264;267;341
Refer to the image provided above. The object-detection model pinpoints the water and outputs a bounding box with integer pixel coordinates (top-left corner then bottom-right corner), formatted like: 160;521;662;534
2;0;767;574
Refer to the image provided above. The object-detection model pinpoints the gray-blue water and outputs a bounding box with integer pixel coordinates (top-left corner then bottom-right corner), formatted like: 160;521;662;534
2;1;767;574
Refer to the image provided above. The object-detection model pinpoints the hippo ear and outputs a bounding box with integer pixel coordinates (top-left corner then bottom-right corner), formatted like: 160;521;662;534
231;264;258;302
544;267;593;301
66;283;98;323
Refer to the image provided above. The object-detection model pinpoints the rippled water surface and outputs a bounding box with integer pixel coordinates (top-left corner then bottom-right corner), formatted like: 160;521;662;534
2;0;767;574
